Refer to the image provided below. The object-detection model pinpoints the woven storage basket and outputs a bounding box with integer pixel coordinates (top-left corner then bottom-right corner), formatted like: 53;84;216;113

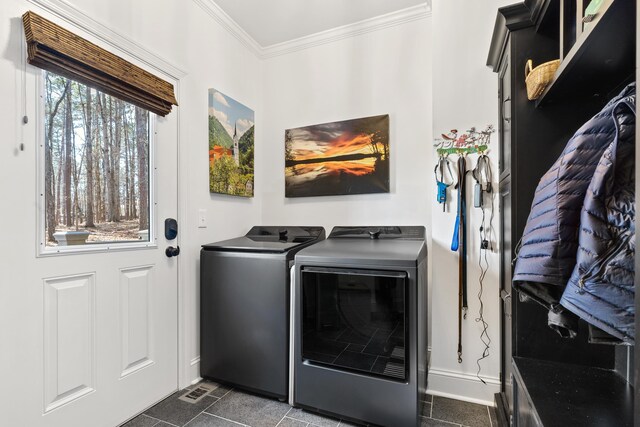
524;59;560;100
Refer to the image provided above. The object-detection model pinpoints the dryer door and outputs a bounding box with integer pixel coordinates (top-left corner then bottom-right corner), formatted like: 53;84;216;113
300;267;408;381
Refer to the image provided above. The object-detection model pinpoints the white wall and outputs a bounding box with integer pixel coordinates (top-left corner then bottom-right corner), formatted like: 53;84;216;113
428;0;512;404
258;17;437;393
259;19;432;235
258;2;508;404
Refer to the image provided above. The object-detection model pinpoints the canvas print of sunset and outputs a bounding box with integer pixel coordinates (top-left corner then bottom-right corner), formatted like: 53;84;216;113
208;88;254;197
285;115;390;197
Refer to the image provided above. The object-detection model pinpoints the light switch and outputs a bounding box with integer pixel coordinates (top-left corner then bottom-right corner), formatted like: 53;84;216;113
198;209;207;228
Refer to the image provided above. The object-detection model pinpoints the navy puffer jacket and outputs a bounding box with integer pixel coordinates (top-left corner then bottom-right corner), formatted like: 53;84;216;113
512;83;636;337
560;91;636;344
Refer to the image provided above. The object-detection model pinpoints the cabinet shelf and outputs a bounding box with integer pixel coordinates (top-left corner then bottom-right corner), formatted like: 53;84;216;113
513;357;633;427
489;0;636;424
535;0;635;107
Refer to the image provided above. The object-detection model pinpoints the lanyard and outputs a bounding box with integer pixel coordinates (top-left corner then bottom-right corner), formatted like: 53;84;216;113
451;155;468;363
434;156;454;212
472;154;493;204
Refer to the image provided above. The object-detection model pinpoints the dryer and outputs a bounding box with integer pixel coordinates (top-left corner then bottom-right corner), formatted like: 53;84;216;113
292;226;428;426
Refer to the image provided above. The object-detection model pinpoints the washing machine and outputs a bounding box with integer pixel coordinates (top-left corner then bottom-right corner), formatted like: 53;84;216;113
200;226;325;399
292;226;428;426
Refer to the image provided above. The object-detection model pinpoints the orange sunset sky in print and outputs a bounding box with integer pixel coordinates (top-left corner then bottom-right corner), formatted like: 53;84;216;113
291;132;381;161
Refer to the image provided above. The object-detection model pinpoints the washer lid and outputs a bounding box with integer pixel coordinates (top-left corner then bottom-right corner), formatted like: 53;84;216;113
201;226;325;253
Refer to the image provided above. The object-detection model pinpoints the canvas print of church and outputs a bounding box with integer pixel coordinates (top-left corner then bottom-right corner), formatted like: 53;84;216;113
208;88;255;197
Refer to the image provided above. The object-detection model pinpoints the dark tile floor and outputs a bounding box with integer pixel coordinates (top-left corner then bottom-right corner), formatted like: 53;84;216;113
121;381;497;427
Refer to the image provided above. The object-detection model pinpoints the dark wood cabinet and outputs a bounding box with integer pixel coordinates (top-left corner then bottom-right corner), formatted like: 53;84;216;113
498;172;512;425
487;0;636;425
497;40;514;425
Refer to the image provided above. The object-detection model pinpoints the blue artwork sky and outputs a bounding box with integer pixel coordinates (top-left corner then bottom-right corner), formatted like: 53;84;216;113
208;89;255;139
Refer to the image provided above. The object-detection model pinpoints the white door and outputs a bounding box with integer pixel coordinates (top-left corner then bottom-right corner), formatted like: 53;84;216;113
0;46;179;427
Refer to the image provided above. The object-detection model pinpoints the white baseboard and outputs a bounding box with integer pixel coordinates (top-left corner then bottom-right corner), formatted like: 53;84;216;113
188;352;498;406
427;367;499;406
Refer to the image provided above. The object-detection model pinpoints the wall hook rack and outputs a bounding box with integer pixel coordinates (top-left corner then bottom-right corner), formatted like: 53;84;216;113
433;124;494;157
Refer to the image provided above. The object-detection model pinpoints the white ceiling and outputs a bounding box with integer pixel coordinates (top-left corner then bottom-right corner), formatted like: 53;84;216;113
212;0;429;47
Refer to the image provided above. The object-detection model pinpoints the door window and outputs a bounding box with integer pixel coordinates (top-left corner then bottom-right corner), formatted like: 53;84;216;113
40;71;153;253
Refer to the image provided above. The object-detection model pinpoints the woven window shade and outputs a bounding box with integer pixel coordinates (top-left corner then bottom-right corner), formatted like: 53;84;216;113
22;11;177;116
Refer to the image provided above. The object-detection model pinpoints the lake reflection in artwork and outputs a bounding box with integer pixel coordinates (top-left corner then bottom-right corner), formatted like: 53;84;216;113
285;115;390;197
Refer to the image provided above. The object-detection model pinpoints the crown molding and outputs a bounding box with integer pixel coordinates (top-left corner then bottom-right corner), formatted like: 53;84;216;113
27;0;187;80
261;2;432;59
192;0;263;57
29;0;431;62
193;0;431;59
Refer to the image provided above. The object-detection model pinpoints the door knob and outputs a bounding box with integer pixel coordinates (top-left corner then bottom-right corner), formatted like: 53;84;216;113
166;246;180;257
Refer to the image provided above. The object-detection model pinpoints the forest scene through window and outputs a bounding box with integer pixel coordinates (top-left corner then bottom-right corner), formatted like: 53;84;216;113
44;71;150;247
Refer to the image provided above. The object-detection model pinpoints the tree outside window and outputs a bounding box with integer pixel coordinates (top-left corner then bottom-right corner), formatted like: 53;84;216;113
43;71;150;246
